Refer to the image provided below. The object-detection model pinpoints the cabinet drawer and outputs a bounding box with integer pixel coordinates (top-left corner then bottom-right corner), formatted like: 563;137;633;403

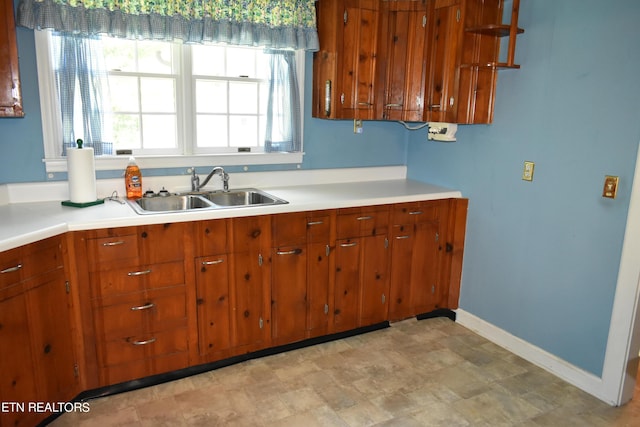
306;213;331;243
90;260;185;299
1;237;63;290
392;201;441;225
101;326;189;367
337;207;389;238
273;212;308;246
87;233;139;270
94;287;187;341
0;246;22;290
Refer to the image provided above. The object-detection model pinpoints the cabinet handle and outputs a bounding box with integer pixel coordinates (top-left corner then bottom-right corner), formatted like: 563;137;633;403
307;220;324;226
127;269;152;276
357;102;372;107
340;242;357;248
102;240;125;247
324;80;331;117
132;337;156;346
202;259;224;265
409;211;423;215
395;235;410;240
1;264;22;274
276;249;303;256
429;104;441;109
131;302;155;311
356;216;373;221
384;103;403;108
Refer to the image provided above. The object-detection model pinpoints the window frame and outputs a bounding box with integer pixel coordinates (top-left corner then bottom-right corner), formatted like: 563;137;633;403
34;30;305;173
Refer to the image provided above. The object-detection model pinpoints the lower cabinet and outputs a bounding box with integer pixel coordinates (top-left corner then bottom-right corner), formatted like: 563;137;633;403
0;236;78;427
69;197;467;390
334;206;391;332
271;212;332;346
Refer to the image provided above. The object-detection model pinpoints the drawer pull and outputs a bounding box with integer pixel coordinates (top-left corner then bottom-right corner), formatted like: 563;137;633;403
409;211;423;215
340;242;357;248
127;269;152;277
276;249;303;256
307;221;324;226
202;259;224;265
131;302;155;311
395;235;410;240
356;216;373;221
132;338;156;346
102;240;125;247
1;264;22;274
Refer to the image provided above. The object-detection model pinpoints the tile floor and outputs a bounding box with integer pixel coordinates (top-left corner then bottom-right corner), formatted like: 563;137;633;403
50;317;640;426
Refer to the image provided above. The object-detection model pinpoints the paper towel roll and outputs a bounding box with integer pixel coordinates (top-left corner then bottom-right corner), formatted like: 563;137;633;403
67;147;97;203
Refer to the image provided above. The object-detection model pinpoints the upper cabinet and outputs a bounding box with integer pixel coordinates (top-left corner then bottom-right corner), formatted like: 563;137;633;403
313;0;524;124
0;0;24;118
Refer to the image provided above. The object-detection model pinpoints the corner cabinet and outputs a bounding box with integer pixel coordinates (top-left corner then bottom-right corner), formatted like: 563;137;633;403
0;0;24;117
313;0;524;124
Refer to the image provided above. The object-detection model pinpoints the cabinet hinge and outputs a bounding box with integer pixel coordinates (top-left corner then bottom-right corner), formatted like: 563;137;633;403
344;10;348;24
326;244;330;257
340;93;345;105
381;293;386;304
432;285;436;294
384;237;389;249
73;363;80;378
324;303;329;315
65;281;71;294
258;253;263;266
422;15;427;28
435;232;439;242
456;9;461;22
259;317;264;329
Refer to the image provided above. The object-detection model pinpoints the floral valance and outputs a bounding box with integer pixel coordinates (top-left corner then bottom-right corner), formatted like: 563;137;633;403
16;0;319;51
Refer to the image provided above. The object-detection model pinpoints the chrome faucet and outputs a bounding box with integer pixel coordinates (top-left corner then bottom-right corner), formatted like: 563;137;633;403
191;166;229;192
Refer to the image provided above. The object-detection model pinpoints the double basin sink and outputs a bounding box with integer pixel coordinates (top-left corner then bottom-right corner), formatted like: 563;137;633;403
128;188;288;215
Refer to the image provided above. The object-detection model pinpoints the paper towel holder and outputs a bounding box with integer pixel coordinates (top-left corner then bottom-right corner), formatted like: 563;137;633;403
61;139;105;208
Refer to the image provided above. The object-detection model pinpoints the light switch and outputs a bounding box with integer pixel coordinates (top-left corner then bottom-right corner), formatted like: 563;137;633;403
522;161;535;181
603;175;619;199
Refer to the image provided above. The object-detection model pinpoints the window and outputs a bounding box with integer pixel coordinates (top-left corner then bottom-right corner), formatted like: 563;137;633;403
34;31;305;172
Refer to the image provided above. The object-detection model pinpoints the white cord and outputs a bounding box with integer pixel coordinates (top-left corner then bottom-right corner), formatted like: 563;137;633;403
397;121;430;131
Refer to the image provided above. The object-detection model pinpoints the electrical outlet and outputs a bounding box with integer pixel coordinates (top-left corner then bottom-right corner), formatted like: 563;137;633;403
603;175;619;199
522;161;535;181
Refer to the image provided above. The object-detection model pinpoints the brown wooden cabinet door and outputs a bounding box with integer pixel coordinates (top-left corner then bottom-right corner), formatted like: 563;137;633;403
389;224;415;320
334;238;361;332
0;0;23;117
359;234;390;326
271;245;307;344
340;0;379;120
410;220;442;313
0;292;40;427
424;0;462;123
195;255;231;356
231;251;268;348
27;271;79;405
307;242;331;338
377;0;428;121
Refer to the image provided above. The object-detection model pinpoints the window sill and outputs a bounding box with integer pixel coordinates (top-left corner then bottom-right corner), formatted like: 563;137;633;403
44;152;304;173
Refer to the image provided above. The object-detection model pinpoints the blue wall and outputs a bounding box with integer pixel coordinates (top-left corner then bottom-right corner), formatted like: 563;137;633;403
0;16;407;183
407;0;640;376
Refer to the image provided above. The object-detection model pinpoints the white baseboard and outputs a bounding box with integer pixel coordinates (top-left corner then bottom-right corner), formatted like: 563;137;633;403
455;309;617;405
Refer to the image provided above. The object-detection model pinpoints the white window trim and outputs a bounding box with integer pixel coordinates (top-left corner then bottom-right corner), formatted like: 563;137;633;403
34;30;305;173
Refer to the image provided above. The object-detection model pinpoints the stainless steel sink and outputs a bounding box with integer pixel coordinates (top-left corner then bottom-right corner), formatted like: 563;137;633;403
128;188;287;214
198;188;288;207
128;194;214;214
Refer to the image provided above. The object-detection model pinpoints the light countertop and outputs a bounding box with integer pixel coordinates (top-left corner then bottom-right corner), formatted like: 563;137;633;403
0;178;461;252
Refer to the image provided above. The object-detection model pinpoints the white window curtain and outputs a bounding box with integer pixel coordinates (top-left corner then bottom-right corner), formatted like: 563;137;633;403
265;50;301;153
